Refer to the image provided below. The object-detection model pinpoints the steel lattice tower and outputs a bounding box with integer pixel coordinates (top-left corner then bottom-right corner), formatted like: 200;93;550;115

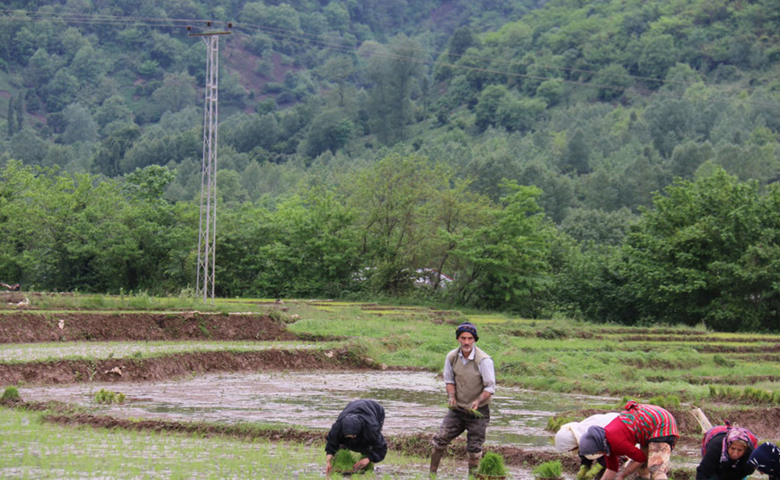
190;25;231;302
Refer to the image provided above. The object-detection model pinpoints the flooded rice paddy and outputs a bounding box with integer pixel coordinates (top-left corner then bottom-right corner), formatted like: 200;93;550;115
20;370;614;448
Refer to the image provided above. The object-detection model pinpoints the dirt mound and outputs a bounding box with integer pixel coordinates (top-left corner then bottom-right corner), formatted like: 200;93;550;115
0;312;297;343
0;348;375;385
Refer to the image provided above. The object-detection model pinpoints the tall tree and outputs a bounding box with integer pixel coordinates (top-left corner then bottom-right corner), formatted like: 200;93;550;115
364;35;424;145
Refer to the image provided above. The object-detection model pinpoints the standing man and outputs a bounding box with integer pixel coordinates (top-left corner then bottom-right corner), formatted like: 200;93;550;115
325;399;387;475
430;322;496;475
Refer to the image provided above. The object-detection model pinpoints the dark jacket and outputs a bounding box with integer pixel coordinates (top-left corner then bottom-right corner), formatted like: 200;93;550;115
325;399;387;463
697;432;756;480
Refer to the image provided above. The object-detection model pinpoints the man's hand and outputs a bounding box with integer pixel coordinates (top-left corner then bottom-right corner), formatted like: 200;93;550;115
353;458;371;471
448;395;457;407
325;455;333;475
469;400;480;410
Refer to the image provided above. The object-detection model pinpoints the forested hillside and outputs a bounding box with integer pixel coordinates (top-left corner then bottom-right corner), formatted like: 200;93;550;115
1;0;779;331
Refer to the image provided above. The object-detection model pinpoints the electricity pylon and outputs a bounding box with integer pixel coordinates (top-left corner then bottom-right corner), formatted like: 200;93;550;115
189;23;231;302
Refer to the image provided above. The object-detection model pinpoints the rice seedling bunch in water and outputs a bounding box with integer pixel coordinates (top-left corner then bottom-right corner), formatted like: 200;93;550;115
533;460;563;479
0;386;20;404
94;388;126;405
477;451;508;476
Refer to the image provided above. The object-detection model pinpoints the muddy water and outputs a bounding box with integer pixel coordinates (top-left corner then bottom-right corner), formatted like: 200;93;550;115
20;371;613;447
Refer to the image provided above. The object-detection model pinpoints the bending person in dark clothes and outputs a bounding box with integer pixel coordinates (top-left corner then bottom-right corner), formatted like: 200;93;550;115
325;399;387;475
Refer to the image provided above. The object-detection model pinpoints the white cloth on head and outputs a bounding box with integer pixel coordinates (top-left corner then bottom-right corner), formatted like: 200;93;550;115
554;413;620;453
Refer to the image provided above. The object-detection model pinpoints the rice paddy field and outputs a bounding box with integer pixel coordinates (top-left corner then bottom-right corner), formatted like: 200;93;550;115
1;291;779;479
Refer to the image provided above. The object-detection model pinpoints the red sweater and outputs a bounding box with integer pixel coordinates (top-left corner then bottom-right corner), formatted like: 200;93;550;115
602;405;678;471
604;418;646;471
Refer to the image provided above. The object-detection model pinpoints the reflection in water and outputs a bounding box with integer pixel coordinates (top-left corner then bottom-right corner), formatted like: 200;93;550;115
21;371;615;448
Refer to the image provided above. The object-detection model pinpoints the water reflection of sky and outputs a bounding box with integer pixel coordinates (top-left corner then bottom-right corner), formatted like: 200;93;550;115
21;371;616;448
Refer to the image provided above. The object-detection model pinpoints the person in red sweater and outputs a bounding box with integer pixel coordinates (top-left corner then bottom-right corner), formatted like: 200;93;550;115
579;401;679;480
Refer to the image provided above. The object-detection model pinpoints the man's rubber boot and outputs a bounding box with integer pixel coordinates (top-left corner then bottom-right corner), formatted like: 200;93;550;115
468;452;481;475
429;448;445;476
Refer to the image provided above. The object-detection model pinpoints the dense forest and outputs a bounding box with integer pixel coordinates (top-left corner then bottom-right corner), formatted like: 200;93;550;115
1;0;779;332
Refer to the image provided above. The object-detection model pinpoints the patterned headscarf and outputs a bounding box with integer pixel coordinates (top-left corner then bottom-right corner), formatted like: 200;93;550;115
749;442;780;477
721;426;758;463
579;426;610;458
456;322;479;342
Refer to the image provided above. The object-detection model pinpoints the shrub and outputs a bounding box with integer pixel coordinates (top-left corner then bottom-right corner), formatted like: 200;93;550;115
533;460;563;479
478;451;508;476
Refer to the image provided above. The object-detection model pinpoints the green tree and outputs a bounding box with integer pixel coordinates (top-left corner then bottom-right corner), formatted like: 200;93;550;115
474;85;508;132
446;181;552;314
152;71;197;114
624;168;780;331
364;35;424;145
61;103;99;145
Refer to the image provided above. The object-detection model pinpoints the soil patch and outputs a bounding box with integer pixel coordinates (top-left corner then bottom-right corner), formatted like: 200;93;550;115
0;348;375;385
0;312;297;343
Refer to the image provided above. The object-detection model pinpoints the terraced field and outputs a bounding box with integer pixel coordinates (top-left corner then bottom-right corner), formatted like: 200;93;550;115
0;292;778;479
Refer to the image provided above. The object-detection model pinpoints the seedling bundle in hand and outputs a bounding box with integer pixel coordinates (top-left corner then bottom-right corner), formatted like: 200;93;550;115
447;404;485;418
331;449;373;475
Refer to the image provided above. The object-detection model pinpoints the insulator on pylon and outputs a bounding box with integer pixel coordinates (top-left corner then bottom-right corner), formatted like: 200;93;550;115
187;25;192;32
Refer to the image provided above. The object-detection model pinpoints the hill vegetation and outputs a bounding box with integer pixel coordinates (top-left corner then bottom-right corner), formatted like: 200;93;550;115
0;0;779;331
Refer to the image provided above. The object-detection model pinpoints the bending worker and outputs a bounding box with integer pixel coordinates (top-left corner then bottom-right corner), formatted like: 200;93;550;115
579;401;679;480
697;422;757;480
430;322;496;475
325;399;387;475
555;412;620;480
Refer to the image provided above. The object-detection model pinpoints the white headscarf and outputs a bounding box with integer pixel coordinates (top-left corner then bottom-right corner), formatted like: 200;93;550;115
554;413;620;453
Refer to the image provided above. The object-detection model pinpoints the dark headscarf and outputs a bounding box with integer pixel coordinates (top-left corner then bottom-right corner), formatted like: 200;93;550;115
579;426;610;457
749;443;780;477
456;322;479;342
342;414;363;437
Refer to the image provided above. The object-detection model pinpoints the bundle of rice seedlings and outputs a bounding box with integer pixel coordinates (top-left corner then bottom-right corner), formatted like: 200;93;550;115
476;451;508;478
331;449;374;474
533;460;563;479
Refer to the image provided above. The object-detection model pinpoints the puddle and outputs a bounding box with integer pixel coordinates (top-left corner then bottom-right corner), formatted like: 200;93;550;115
20;371;614;448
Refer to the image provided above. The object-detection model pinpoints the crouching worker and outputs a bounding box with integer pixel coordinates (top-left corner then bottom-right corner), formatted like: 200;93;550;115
430;322;496;476
579;401;679;480
749;442;780;480
555;412;620;480
325;399;387;475
697;423;757;480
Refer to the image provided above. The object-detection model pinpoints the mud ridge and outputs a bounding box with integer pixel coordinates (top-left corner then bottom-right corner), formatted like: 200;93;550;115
0;348;378;385
0;312;298;343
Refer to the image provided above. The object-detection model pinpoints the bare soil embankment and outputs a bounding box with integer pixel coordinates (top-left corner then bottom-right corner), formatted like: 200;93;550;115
0;311;383;385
